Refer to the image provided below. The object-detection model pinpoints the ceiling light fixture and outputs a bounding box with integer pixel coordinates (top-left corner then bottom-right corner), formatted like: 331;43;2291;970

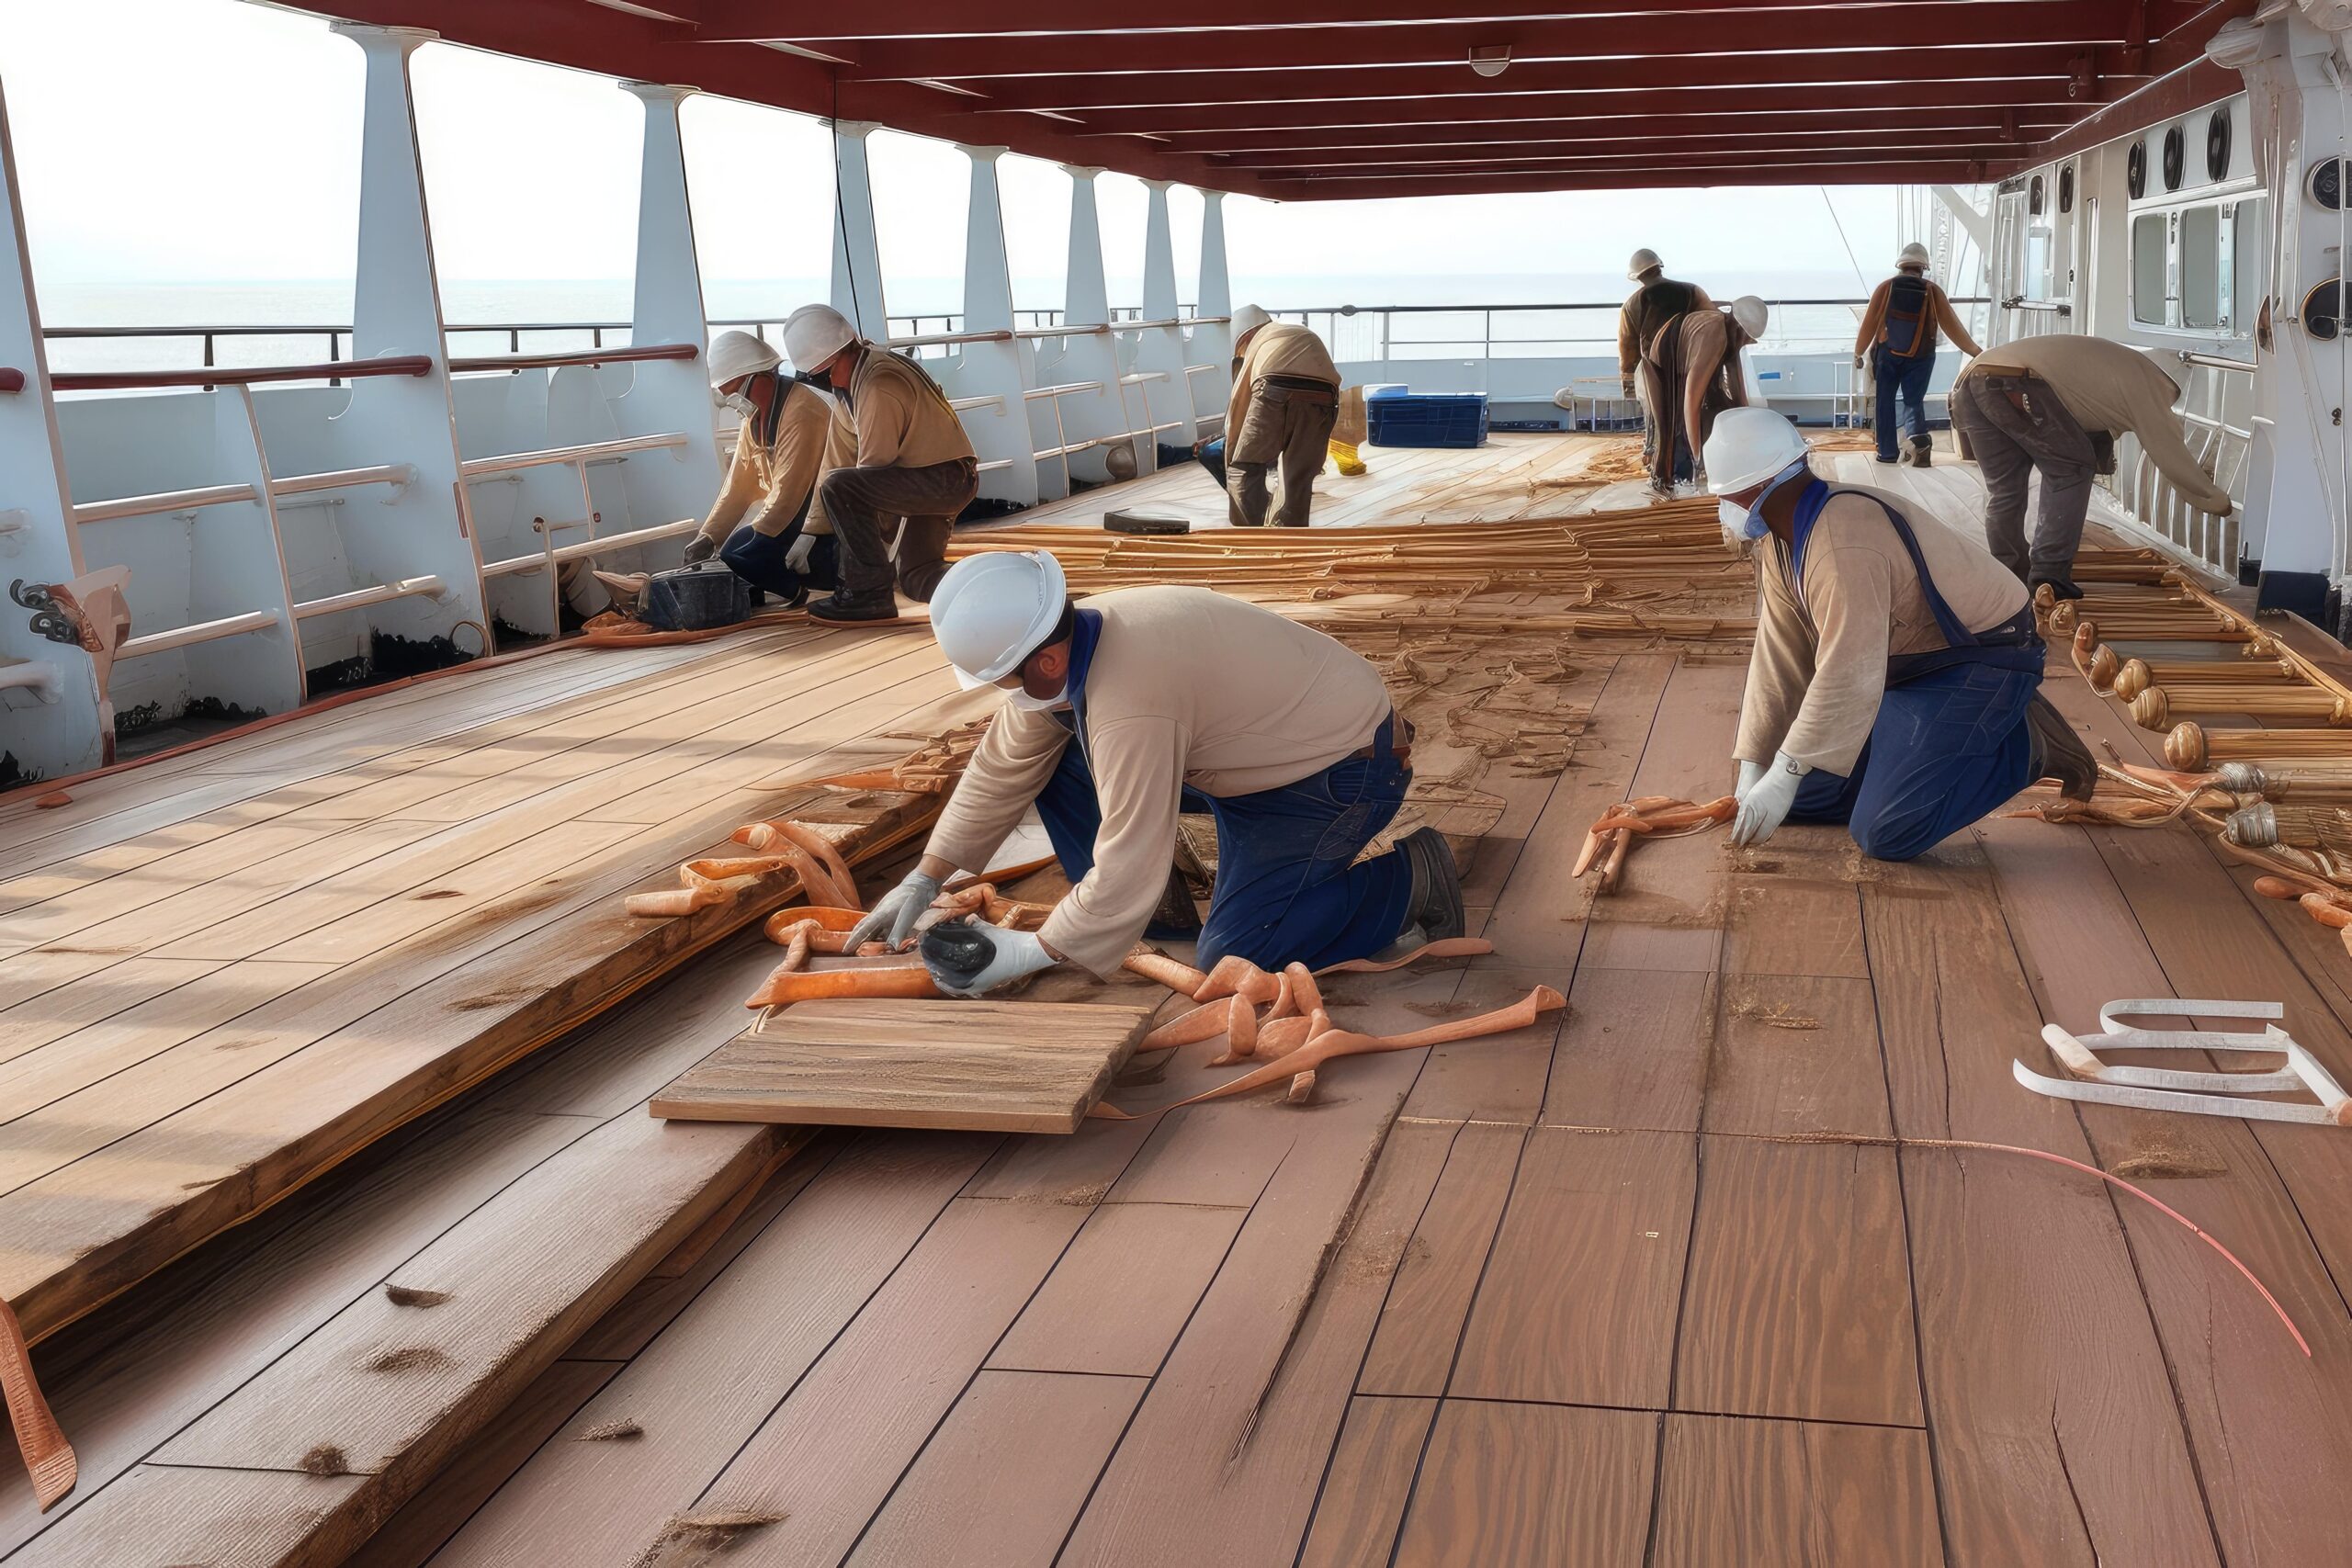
1468;45;1512;79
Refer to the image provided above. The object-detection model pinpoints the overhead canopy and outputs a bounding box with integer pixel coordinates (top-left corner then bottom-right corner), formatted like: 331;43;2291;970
312;0;2254;197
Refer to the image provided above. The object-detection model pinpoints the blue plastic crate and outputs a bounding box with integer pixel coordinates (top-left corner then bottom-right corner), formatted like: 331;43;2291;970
1366;391;1488;449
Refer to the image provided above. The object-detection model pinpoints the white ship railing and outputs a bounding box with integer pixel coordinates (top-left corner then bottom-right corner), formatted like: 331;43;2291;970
2098;349;2254;580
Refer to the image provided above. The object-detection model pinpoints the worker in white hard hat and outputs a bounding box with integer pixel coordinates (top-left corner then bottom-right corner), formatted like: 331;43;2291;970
1641;294;1769;494
1618;251;1714;486
1853;243;1982;468
1704;407;2091;861
847;552;1463;996
1224;304;1341;526
684;329;843;605
779;303;979;623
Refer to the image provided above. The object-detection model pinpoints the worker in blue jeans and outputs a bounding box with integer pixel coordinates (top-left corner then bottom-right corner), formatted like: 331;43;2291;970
1852;243;1982;467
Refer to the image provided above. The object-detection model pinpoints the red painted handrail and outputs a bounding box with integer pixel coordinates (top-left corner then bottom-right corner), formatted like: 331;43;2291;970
50;355;435;392
0;368;23;394
448;342;699;374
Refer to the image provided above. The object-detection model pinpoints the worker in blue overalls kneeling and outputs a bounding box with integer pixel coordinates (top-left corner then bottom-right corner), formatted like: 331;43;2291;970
1702;408;2094;860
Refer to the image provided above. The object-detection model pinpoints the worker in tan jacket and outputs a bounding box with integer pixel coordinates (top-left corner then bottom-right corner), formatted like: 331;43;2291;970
1949;333;2231;597
846;552;1464;996
1618;249;1714;483
1703;409;2091;862
1224;304;1341;527
1853;243;1982;468
781;304;980;624
686;330;842;605
1643;296;1768;494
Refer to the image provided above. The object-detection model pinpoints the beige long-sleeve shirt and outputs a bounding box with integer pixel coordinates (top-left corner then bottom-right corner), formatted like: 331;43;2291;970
1853;274;1984;359
1618;280;1714;375
1958;334;2232;514
1226;321;1340;441
1736;484;2030;776
924;586;1392;976
840;346;977;470
1649;309;1749;447
697;377;844;542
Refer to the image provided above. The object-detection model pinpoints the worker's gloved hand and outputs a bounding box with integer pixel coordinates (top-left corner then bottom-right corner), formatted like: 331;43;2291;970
847;869;942;951
1620;375;1635;398
921;919;1057;998
1732;750;1808;847
785;532;818;574
683;534;719;566
1854;354;1865;371
1735;758;1768;802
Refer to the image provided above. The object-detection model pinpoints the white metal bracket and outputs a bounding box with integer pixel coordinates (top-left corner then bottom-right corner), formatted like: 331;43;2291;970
2016;998;2352;1125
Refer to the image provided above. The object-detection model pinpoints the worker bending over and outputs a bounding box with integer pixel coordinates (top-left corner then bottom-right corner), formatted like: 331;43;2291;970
1618;250;1714;487
1644;296;1769;494
1854;243;1982;468
1705;409;2092;861
849;551;1464;996
781;304;979;623
1949;333;2231;599
1225;305;1341;527
685;331;841;605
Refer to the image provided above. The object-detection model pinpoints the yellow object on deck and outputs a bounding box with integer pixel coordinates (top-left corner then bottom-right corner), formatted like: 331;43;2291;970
1329;440;1368;476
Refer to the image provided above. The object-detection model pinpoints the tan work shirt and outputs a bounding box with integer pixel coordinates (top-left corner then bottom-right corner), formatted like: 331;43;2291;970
1618;279;1714;376
840;346;977;470
1650;309;1749;449
1959;334;2232;514
925;586;1392;976
1853;274;1984;359
1737;483;2030;776
698;377;843;543
1227;321;1340;443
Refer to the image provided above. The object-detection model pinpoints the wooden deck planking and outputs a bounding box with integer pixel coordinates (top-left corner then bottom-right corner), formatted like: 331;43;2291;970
1650;1413;1944;1568
988;1201;1246;1377
1295;1395;1439;1568
1356;1120;1525;1398
1387;1400;1658;1567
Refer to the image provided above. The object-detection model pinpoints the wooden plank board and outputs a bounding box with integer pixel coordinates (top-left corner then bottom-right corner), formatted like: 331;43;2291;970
1357;1121;1525;1398
842;1371;1146;1568
1540;966;1713;1133
1702;974;1891;1138
989;1201;1245;1376
650;998;1157;1134
1651;1414;1943;1568
13;1461;364;1568
1387;1400;1657;1568
1295;1396;1439;1568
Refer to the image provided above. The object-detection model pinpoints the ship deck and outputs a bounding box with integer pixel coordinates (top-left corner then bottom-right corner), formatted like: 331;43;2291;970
8;433;2352;1567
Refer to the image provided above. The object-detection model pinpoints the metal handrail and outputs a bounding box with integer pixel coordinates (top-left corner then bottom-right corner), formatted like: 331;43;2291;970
74;481;260;525
294;575;447;621
2178;349;2257;374
459;431;688;479
116;608;279;660
447;343;697;374
52;355;434;392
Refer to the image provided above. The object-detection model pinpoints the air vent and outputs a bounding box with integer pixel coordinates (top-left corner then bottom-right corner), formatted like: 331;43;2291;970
2030;175;2045;216
2058;165;2075;213
2128;141;2148;198
2208;107;2232;181
2163;124;2187;191
2312;157;2345;211
2305;278;2343;342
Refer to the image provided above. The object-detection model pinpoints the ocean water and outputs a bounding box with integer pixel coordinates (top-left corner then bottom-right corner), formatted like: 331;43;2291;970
36;268;1905;375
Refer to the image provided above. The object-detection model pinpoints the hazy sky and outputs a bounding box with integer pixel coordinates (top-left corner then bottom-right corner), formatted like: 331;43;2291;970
1;0;1919;312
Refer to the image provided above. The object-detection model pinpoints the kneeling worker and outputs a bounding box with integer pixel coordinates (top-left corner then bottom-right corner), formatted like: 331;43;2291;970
781;304;979;623
1705;408;2093;861
685;330;840;604
1226;304;1341;527
848;551;1464;996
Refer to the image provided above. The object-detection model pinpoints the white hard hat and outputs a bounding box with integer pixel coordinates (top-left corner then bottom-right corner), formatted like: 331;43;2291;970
707;330;781;389
1896;243;1931;270
1703;407;1812;495
1627;248;1663;280
929;550;1070;689
1230;303;1272;341
783;304;857;372
1731;296;1769;339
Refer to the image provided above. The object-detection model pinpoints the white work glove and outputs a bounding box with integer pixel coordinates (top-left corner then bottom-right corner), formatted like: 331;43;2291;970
785;532;817;574
922;920;1057;998
1732;750;1808;847
846;869;941;951
1736;758;1768;802
683;534;718;566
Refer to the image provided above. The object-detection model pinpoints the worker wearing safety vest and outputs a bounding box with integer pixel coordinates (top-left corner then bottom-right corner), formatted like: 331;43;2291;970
685;330;842;605
1948;333;2233;601
1644;296;1769;494
781;304;979;623
1705;408;2093;861
1225;305;1342;527
1852;243;1983;468
847;551;1464;996
1618;250;1715;489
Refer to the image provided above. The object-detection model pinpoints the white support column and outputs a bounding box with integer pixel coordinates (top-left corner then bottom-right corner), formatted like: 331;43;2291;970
0;76;105;781
1030;165;1126;490
1128;180;1194;457
1142;180;1179;320
828;121;891;341
330;23;492;658
956;145;1040;506
1186;188;1236;431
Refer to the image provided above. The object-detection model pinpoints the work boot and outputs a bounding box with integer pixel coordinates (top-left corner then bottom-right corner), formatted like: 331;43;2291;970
2027;694;2097;802
2029;574;2084;603
1908;434;1934;468
1385;828;1466;953
1146;866;1202;942
806;586;900;624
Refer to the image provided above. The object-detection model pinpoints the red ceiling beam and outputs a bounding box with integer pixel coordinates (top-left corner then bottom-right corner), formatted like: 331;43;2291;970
1249;146;1997;175
1170;111;2076;152
686;0;2202;42
1991;54;2244;175
1209;131;2020;170
832;3;2143;83
1256;161;1990;199
957;46;2141;116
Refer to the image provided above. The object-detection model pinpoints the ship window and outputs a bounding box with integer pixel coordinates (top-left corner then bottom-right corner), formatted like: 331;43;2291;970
2132;212;2171;326
2233;197;2267;333
2180;205;2222;329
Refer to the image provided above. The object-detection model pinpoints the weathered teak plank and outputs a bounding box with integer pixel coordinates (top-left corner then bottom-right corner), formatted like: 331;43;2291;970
1702;972;1892;1138
1650;1413;1944;1567
1540;965;1714;1133
650;998;1158;1134
17;1462;365;1568
989;1201;1245;1376
1387;1401;1657;1567
1356;1121;1524;1398
1295;1396;1439;1568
